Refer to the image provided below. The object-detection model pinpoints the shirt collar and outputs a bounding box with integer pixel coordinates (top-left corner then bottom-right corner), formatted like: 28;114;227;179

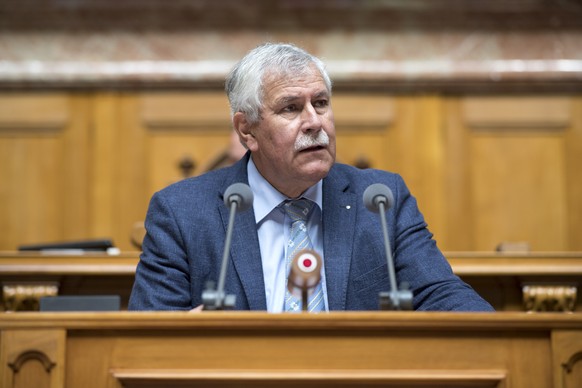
247;156;323;224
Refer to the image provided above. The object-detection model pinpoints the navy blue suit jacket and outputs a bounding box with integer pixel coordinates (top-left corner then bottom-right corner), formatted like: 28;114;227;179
129;154;493;312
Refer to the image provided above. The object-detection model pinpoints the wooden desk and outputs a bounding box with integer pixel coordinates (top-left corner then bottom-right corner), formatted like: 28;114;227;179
448;252;582;312
1;252;581;311
0;252;138;310
1;312;582;388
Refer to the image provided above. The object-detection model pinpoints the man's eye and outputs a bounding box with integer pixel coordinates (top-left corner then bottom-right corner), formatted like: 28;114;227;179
282;104;299;112
314;100;329;109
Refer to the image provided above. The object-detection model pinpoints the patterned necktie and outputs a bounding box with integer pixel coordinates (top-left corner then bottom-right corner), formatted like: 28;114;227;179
283;198;325;313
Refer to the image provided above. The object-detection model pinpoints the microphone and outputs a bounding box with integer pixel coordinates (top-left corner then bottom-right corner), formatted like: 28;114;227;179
287;249;322;312
203;183;253;310
363;183;413;310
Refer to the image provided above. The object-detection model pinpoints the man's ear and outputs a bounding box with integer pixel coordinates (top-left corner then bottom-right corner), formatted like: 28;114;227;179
233;112;258;152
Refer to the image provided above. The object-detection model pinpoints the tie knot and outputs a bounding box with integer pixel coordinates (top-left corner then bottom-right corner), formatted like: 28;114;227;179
283;198;314;222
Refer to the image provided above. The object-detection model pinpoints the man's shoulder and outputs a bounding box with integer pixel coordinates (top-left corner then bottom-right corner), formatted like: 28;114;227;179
329;162;404;189
156;161;245;201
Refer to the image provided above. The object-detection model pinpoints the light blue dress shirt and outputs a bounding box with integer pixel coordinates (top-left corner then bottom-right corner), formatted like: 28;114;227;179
247;157;329;312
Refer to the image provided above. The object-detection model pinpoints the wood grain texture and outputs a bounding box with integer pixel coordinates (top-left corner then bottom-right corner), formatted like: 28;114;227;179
1;312;581;388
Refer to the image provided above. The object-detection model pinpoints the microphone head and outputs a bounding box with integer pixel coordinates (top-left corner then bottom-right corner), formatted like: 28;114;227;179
363;183;394;213
287;249;322;293
224;183;254;212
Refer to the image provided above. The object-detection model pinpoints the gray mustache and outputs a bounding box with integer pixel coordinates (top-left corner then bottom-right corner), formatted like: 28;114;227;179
295;131;330;151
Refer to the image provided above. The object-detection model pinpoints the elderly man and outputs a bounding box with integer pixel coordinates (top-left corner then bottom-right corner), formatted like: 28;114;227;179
129;43;493;312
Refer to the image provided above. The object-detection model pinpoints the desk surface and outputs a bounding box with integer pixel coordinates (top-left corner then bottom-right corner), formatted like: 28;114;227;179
1;251;581;313
1;310;582;330
1;251;582;276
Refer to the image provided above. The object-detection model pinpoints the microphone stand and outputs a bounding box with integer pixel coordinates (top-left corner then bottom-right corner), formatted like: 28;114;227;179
364;183;413;311
376;199;413;311
301;289;309;312
214;197;239;310
203;183;253;310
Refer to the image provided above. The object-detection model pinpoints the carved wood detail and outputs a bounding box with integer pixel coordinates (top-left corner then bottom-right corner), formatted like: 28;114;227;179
562;350;582;374
2;283;59;311
553;331;582;388
523;285;577;312
8;349;56;373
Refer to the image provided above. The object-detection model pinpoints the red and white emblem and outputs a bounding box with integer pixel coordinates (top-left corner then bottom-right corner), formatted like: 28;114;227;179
297;251;318;273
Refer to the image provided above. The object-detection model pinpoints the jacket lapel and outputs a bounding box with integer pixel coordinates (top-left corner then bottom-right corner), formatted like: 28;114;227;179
322;167;356;310
217;154;267;310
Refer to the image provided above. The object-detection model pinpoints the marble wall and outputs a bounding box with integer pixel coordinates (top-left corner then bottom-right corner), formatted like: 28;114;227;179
1;0;582;90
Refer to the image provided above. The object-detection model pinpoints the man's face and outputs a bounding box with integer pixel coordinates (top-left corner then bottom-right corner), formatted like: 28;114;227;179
237;66;336;198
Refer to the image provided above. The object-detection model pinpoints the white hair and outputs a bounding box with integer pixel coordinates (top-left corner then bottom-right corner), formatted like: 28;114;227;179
225;43;332;125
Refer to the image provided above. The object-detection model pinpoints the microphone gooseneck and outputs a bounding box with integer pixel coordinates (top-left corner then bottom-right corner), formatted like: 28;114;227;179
203;183;254;310
363;183;413;311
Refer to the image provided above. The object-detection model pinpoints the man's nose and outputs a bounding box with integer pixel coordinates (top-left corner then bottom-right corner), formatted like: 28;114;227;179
301;103;323;132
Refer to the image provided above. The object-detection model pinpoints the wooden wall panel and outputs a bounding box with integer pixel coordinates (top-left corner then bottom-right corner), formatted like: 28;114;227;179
89;93;150;251
443;96;574;251
1;92;580;252
333;94;394;171
444;97;473;250
84;92;235;251
471;135;567;251
389;96;446;245
0;94;91;250
463;97;570;129
139;92;234;193
565;97;582;251
91;94;119;241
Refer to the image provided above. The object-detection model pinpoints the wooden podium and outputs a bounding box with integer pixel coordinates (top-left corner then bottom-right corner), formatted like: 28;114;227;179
1;312;582;388
2;251;581;312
